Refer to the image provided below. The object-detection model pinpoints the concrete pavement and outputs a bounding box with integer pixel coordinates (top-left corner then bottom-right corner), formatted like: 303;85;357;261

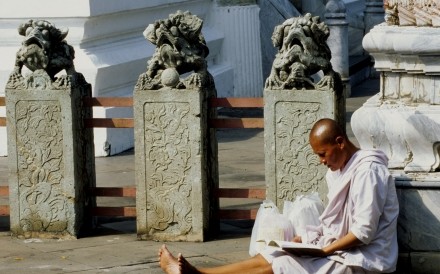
0;78;379;273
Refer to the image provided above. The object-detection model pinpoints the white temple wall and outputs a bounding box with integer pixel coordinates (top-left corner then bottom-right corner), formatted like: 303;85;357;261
0;0;263;156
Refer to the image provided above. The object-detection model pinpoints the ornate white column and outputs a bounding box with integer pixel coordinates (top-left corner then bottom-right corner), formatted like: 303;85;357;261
353;6;440;269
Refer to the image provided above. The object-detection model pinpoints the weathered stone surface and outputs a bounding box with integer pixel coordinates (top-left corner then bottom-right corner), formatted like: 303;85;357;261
6;70;95;238
384;0;440;27
355;25;440;172
354;22;440;273
264;15;345;208
265;13;342;93
264;89;345;207
137;10;214;91
134;87;218;241
394;173;440;252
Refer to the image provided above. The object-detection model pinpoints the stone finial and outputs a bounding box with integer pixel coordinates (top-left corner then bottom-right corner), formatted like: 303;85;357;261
326;0;347;14
7;19;78;89
136;10;214;90
384;0;440;26
264;13;342;93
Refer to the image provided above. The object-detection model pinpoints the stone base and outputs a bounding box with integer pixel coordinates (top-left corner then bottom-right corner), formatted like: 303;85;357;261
134;86;217;241
352;95;440;172
397;252;440;274
393;171;440;252
6;71;95;238
264;88;345;207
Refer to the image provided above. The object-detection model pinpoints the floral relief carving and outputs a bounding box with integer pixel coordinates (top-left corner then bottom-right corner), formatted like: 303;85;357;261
16;101;67;232
144;103;193;234
275;102;324;202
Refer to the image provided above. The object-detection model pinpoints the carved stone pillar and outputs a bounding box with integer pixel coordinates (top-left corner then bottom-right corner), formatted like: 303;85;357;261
6;71;95;238
325;0;350;97
5;19;95;239
134;87;217;241
264;14;345;208
264;89;345;207
134;11;218;241
364;0;385;34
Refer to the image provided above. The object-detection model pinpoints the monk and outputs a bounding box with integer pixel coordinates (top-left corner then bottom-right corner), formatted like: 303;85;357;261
159;118;399;274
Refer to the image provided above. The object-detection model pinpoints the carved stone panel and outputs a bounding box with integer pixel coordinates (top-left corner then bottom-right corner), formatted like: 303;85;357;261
15;100;68;233
6;70;95;238
265;89;345;208
134;87;216;241
144;102;193;235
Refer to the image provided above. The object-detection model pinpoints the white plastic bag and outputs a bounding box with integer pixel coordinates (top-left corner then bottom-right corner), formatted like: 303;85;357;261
283;192;324;238
249;200;293;257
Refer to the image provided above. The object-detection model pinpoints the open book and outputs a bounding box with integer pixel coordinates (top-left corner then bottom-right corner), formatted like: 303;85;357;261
258;240;325;256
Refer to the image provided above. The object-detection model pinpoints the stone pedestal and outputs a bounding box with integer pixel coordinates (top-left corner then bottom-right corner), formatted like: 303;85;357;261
6;71;95;238
134;87;218;241
264;89;345;207
353;24;440;273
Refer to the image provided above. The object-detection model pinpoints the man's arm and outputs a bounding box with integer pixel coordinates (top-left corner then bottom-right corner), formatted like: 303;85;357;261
322;232;363;256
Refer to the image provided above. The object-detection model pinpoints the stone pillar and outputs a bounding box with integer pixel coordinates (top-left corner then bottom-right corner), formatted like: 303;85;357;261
325;0;351;97
353;23;440;272
364;0;385;34
264;14;345;208
134;11;218;241
134;87;217;241
264;89;345;207
6;71;95;238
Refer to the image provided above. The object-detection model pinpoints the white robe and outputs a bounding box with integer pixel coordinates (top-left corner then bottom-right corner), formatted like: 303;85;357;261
260;149;399;274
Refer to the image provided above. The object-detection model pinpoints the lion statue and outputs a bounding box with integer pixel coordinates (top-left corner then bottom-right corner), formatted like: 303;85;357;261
136;10;214;90
11;19;76;83
265;13;342;92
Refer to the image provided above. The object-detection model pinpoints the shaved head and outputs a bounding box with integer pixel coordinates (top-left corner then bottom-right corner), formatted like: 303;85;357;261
309;118;347;145
309;118;357;171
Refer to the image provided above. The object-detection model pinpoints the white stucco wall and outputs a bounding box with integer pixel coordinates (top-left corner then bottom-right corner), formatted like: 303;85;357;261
0;0;263;156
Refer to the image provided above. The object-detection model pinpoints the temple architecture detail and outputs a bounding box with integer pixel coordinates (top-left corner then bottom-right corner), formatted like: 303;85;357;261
264;14;345;207
134;11;218;241
353;6;440;270
6;20;95;238
384;0;440;27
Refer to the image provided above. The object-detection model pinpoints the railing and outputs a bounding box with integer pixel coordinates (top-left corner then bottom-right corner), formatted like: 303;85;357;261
0;97;7;216
0;96;266;220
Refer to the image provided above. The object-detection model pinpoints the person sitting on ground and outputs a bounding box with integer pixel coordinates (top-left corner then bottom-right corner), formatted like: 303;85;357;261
158;118;399;274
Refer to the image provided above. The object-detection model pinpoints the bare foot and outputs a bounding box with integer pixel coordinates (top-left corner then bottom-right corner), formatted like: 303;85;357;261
178;254;199;274
159;244;181;274
159;244;199;274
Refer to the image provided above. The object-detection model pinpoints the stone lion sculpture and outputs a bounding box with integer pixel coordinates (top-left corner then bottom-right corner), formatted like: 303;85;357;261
265;13;342;92
136;10;214;90
10;19;76;82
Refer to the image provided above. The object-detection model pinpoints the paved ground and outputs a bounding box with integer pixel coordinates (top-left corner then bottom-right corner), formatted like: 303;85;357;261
0;78;379;273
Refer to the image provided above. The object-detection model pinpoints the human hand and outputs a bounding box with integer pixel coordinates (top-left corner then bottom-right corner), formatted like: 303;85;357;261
291;235;302;243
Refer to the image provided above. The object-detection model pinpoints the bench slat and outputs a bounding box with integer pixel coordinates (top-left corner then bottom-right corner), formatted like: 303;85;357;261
0;186;8;196
90;187;136;197
209;98;264;108
91;206;136;217
0;205;9;216
217;188;265;199
84;118;134;128
219;209;258;220
209;118;264;129
83;97;133;107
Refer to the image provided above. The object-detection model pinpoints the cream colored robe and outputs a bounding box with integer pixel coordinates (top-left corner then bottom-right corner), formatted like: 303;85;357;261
261;149;399;274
